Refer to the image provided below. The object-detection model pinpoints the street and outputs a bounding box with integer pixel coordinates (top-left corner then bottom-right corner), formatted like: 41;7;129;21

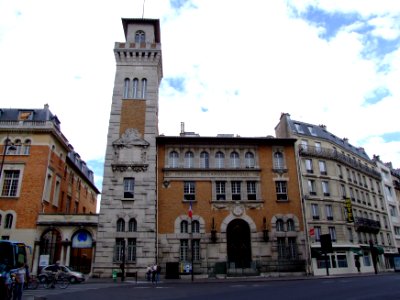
23;273;400;300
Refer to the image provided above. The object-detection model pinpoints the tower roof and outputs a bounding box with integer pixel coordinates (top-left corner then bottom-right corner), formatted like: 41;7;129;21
121;18;161;43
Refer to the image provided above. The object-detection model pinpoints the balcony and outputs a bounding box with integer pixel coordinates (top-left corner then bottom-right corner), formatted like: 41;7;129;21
354;217;381;234
299;146;381;180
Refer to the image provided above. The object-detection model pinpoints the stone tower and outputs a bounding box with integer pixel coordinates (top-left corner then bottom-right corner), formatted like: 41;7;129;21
94;18;162;277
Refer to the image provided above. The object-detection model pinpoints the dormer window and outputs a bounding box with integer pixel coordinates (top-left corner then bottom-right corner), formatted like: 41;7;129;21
135;30;145;43
18;111;33;121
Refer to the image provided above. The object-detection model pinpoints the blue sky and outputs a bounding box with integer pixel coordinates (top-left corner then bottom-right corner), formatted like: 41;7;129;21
0;0;399;203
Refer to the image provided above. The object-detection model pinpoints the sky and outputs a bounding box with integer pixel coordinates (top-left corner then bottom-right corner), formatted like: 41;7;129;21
1;0;399;198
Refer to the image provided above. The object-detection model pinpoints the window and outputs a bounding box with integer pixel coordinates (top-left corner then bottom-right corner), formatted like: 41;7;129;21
123;177;135;198
315;226;321;241
135;30;145;43
276;219;284;232
288;237;297;259
275;181;288;201
53;177;61;207
329;227;337;242
192;220;200;233
347;227;353;242
200;151;209;168
4;214;13;229
305;159;313;173
180;220;188;233
114;239;124;262
274;151;285;169
322;181;330;196
169;151;179;168
387;233;392;246
319;161;327;175
184;181;195;201
14;140;21;154
308;180;316;195
395;226;400;236
337;164;343;178
294;123;304;133
184;151;194;168
300;140;308;150
117;218;125;232
192;239;200;261
44;170;53;202
1;170;20;197
230;152;240;168
326;205;333;220
231;181;241;200
311;204;319;220
124;78;130;98
245;152;255;168
216;181;226;200
308;126;317;136
287;219;295;231
180;239;188;261
128;218;137;232
23;139;31;155
385;185;393;198
349;187;354;201
132;78;138;98
215;151;225;168
247;181;256;200
127;239;136;262
314;142;321;152
141;78;147;98
277;237;286;259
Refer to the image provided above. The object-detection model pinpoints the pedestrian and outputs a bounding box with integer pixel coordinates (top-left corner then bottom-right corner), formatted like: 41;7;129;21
146;266;151;281
156;264;161;283
355;257;361;273
10;262;26;300
151;264;157;284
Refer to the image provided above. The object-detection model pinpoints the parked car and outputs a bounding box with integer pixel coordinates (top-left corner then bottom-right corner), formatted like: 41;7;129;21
39;264;85;284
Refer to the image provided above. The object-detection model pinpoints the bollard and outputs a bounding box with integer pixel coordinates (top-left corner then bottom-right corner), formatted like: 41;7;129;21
112;269;117;282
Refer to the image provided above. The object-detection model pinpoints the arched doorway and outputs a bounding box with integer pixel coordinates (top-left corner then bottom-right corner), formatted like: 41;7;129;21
70;230;93;274
227;219;252;268
39;229;62;266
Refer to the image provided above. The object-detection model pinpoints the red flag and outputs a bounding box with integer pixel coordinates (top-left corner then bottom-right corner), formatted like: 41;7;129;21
188;202;193;218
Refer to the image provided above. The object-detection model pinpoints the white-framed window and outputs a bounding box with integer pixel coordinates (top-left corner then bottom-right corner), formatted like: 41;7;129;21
141;78;147;98
231;181;241;200
277;237;286;259
44;170;53;202
326;204;333;220
216;181;226;200
215;151;225;168
192;220;200;233
340;184;346;199
287;219;295;231
245;152;255;168
311;203;319;220
305;159;313;173
128;218;137;232
169;151;179;168
347;227;353;242
295;123;304;133
275;181;288;201
315;226;321;241
127;238;136;262
53;176;61;207
180;239;188;261
124;78;130;98
132;78;138;98
4;214;13;229
300;140;308;151
135;30;145;43
114;238;124;262
116;218;125;232
314;142;321;152
184;181;195;201
308;179;316;195
322;181;330;196
192;239;200;261
288;237;298;259
23;139;31;155
276;219;284;232
184;151;194;168
247;181;256;200
274;151;285;169
1;170;21;197
123;177;135;198
180;220;189;233
308;126;317;136
329;226;337;242
394;226;400;236
230;151;240;168
319;160;327;175
200;151;209;168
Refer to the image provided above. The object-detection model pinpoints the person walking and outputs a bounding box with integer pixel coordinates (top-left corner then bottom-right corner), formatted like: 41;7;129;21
355;257;361;273
151;264;157;284
10;262;26;300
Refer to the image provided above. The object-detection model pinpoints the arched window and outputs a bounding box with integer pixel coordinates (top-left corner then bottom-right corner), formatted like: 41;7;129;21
141;78;147;98
274;151;285;169
215;151;225;168
287;219;295;231
245;152;255;168
14;139;22;155
180;220;188;233
135;30;145;43
23;140;31;155
276;219;284;232
116;218;125;232
4;214;13;229
200;151;209;168
230;151;240;168
124;78;130;98
184;151;194;168
132;78;138;98
192;220;200;233
169;151;179;168
128;218;137;232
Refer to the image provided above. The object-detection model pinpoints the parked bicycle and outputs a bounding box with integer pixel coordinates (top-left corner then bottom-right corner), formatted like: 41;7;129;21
24;274;39;290
43;271;69;289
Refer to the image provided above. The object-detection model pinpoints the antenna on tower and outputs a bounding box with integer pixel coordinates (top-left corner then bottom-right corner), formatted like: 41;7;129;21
142;0;146;18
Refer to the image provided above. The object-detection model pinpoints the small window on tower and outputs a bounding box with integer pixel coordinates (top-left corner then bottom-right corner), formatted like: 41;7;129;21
135;30;145;43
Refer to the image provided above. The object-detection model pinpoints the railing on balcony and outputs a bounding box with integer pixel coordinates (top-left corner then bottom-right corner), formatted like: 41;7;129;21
354;217;381;233
299;145;381;180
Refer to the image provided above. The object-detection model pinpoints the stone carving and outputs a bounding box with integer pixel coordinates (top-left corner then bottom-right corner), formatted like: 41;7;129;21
113;128;149;148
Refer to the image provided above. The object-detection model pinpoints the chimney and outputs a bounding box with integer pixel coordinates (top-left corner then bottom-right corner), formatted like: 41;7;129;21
180;122;185;136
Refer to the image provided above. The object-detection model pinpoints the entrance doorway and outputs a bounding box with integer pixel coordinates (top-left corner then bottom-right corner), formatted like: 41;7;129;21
226;219;251;268
69;230;93;274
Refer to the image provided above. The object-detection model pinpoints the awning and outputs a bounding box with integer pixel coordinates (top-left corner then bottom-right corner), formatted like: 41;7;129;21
374;246;384;255
350;248;363;256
